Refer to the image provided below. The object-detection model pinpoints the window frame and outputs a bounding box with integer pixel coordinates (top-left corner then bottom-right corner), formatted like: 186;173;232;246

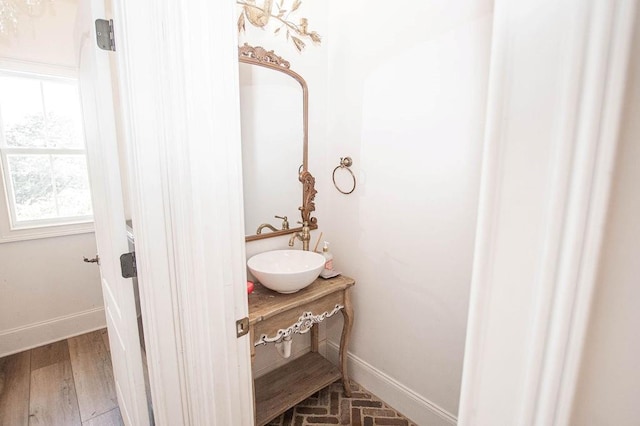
0;61;94;243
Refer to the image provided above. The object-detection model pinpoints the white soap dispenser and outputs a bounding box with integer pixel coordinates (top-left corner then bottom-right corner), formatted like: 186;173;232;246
321;241;335;277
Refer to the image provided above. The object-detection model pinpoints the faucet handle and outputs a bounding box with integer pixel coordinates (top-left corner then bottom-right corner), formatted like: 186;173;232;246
275;215;289;230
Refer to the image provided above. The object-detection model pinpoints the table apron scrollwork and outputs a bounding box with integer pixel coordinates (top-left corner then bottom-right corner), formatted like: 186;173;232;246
254;304;344;346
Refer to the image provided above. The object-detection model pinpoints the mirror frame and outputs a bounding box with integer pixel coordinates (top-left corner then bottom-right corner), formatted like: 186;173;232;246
239;44;317;242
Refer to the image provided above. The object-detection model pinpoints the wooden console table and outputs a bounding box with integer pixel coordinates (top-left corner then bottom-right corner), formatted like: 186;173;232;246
248;275;355;426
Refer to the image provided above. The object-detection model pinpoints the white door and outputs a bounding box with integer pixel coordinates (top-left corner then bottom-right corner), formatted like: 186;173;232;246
75;2;151;425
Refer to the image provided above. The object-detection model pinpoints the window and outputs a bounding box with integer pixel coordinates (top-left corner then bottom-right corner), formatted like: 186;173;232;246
0;70;93;241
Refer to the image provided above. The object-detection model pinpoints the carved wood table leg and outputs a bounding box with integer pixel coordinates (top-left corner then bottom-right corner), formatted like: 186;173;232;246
310;324;319;353
339;289;353;397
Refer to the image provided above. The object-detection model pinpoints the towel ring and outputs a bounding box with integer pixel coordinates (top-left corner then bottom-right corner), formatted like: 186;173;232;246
332;157;356;195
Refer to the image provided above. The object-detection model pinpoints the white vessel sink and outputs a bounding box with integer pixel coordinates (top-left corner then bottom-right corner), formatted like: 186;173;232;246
247;249;325;294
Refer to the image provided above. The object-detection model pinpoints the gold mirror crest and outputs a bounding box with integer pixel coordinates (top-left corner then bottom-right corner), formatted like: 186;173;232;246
239;44;290;69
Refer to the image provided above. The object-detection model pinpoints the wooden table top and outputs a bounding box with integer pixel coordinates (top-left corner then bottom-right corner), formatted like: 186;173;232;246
248;275;355;325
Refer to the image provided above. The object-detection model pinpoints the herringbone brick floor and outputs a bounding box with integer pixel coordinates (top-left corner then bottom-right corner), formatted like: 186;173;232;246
266;381;417;426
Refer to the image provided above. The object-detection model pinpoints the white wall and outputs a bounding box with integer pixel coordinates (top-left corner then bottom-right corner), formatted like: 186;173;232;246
0;234;103;355
323;0;493;423
0;0;105;356
570;7;640;424
0;0;78;68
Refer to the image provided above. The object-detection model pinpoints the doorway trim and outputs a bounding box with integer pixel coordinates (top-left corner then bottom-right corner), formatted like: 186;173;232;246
458;1;636;425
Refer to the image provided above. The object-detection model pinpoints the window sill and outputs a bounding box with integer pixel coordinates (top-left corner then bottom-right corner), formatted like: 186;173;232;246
0;221;94;243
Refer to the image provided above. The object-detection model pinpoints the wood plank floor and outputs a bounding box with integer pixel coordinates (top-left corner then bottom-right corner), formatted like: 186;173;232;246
0;330;124;426
2;330;414;426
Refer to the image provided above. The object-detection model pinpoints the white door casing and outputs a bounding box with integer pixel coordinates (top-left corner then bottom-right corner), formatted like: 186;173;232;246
75;1;151;425
458;1;636;425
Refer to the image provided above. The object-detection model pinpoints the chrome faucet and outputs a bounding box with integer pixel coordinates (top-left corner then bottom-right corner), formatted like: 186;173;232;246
288;221;311;251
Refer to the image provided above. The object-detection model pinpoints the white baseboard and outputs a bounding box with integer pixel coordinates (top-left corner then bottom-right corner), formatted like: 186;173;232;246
326;341;457;426
0;307;106;357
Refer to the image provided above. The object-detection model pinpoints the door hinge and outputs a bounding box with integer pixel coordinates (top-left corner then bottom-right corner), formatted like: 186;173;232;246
95;19;116;51
236;317;250;338
120;252;137;278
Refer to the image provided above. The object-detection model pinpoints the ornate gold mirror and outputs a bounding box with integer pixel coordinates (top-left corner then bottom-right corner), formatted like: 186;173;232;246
239;44;317;241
